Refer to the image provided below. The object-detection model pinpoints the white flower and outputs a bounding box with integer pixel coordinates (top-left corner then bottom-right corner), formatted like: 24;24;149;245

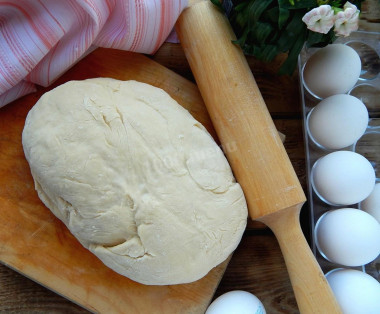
334;2;360;37
343;1;358;11
302;5;335;34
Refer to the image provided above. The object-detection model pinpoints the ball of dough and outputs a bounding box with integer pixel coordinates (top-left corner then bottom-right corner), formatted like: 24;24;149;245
22;78;248;285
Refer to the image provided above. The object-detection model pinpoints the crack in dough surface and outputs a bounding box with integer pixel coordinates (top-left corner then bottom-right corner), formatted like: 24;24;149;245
22;78;248;285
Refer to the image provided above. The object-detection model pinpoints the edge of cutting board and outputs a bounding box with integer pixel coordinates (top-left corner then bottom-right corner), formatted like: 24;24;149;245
0;48;233;314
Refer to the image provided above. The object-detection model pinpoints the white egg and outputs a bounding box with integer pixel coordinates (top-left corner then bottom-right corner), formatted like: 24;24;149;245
312;151;376;205
205;291;266;314
307;94;368;150
361;183;380;223
303;44;361;99
326;269;380;314
315;208;380;266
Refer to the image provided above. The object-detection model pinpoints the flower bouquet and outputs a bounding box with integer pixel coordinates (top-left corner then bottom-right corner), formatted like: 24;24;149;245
211;0;365;74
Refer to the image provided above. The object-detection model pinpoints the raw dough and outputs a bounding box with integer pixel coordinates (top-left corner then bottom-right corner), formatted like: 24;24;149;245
22;78;248;285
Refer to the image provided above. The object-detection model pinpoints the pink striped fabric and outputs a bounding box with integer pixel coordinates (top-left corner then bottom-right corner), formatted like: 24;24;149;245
0;0;188;107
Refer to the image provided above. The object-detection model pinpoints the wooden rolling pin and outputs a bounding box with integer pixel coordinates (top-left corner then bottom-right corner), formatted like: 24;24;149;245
176;1;341;313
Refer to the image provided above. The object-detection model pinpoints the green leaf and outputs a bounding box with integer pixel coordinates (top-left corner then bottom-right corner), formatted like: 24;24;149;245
279;27;307;75
278;0;317;9
277;11;305;52
261;44;278;61
252;46;263;58
233;2;251;29
329;0;342;7
265;7;280;24
234;1;250;12
233;27;250;46
306;31;324;47
278;7;290;28
307;29;336;48
250;22;273;43
243;44;260;57
248;0;274;24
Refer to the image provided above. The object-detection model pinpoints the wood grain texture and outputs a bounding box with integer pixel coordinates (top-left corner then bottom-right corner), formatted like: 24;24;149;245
0;50;230;314
215;233;298;314
0;266;88;313
175;2;341;313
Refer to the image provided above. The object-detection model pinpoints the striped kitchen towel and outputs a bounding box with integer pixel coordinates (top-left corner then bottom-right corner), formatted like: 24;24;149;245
0;0;188;107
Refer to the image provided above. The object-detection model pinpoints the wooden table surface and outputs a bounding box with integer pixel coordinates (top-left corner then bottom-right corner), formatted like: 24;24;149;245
0;2;379;313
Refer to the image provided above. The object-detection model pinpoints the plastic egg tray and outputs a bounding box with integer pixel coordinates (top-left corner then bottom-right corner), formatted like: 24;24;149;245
298;31;380;282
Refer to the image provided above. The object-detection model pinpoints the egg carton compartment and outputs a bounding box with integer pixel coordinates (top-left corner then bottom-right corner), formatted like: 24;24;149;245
298;30;380;282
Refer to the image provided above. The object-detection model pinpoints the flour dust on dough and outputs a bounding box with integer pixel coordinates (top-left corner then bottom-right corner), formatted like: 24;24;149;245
22;78;248;285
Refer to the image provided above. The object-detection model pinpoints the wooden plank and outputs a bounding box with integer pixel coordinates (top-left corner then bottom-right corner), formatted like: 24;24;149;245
0;264;88;313
0;49;229;314
214;234;298;314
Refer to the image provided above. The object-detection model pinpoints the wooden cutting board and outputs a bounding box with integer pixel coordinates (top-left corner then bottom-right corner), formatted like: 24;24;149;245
0;48;229;314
